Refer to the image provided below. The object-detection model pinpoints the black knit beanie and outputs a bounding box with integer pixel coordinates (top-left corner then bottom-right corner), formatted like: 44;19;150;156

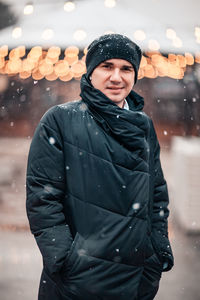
85;34;142;84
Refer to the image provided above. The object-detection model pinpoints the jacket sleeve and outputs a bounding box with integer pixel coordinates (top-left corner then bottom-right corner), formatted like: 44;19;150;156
26;106;73;276
150;121;174;272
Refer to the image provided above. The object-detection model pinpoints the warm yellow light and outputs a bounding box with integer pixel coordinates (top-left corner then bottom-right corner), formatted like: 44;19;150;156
151;54;164;66
148;40;160;51
177;55;186;68
42;29;54;40
64;47;79;65
32;69;44;80
59;71;74;82
65;55;78;65
104;0;116;8
138;68;144;80
83;47;88;55
18;46;26;57
71;61;86;76
12;27;22;39
45;73;58;81
65;46;79;56
7;59;22;73
9;46;25;60
28;46;42;61
144;64;157;78
196;36;200;44
166;28;176;40
140;56;147;68
151;54;168;77
168;54;176;62
0;45;8;57
185;53;194;65
64;1;75;12
45;71;58;81
19;71;31;79
151;55;168;77
134;30;146;41
145;51;160;57
172;37;182;48
47;46;61;59
195;27;200;37
9;49;18;60
0;57;5;69
195;53;200;63
39;60;54;75
168;63;184;79
22;59;35;72
54;60;69;76
73;30;87;41
24;3;34;15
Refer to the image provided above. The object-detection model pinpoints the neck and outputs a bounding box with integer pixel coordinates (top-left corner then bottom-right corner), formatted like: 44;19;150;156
116;99;125;108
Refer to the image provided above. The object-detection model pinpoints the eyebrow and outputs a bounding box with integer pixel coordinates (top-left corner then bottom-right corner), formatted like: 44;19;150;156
101;62;134;69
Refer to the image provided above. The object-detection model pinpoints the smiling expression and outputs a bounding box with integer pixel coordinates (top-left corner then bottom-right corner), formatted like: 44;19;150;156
90;59;135;108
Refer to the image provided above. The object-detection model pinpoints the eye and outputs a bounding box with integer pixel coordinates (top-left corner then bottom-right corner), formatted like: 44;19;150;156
122;66;133;72
102;64;112;69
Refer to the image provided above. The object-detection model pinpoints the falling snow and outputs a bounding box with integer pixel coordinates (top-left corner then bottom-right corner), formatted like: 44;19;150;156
79;102;88;112
49;137;55;145
159;210;165;217
78;249;87;256
132;203;140;210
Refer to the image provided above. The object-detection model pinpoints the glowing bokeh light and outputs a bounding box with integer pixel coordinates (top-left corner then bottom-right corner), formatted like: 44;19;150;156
73;30;87;41
148;40;160;51
134;30;146;41
172;37;183;48
24;3;34;15
12;27;22;39
42;29;54;40
104;0;116;8
64;1;75;12
166;28;176;40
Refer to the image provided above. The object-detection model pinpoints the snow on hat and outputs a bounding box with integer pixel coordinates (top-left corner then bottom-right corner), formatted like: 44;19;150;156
85;33;142;83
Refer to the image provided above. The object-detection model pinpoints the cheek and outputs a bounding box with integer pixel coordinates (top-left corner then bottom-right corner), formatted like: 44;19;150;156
126;76;135;89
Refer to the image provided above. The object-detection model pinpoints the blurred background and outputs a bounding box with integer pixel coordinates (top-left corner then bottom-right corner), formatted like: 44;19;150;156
0;0;200;299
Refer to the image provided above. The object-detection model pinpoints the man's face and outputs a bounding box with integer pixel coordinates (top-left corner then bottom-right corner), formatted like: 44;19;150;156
90;59;135;108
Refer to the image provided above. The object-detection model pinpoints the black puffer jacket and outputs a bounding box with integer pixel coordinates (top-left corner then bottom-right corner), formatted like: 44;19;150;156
26;75;174;300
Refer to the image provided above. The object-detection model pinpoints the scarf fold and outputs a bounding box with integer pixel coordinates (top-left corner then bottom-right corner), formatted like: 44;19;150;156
80;74;150;162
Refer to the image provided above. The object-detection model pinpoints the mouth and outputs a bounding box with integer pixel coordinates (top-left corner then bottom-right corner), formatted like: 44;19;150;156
107;86;124;90
107;87;124;92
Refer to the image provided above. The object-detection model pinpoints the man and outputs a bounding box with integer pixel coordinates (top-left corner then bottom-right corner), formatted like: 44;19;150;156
26;34;174;300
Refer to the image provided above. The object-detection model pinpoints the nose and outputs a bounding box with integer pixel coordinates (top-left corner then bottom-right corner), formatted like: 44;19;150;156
110;68;122;83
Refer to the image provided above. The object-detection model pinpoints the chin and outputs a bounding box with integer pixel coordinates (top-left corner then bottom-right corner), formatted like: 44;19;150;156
109;95;125;102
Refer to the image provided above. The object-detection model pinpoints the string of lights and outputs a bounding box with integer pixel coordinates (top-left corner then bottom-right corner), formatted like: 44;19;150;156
0;45;199;81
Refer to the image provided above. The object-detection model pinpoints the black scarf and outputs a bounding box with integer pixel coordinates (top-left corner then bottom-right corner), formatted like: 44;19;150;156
80;74;150;162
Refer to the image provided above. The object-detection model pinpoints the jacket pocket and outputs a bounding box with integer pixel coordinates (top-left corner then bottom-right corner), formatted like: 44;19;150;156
61;232;81;281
